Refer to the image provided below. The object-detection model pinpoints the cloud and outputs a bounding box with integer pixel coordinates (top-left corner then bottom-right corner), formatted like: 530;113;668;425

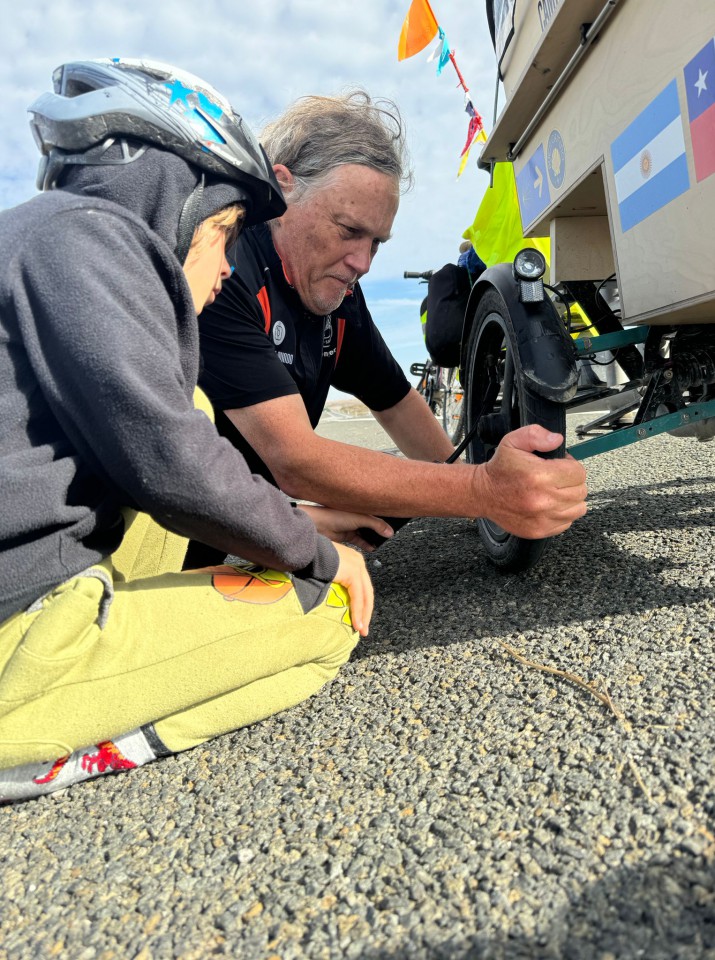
364;297;424;309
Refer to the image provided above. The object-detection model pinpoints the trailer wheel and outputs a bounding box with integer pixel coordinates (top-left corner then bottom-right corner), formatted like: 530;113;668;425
466;290;566;572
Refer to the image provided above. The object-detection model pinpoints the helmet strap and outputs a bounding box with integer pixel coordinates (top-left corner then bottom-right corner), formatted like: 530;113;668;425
176;172;205;264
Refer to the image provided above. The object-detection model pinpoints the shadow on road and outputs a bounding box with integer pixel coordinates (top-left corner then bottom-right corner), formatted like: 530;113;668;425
355;850;715;959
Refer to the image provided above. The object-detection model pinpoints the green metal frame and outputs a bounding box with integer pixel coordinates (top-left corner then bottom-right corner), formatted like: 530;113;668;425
566;326;715;459
572;326;648;356
568;399;715;460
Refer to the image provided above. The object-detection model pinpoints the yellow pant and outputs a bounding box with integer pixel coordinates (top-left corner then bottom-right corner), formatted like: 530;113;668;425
0;511;357;769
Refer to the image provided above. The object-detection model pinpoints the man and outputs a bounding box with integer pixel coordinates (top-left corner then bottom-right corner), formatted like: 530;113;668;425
193;91;587;563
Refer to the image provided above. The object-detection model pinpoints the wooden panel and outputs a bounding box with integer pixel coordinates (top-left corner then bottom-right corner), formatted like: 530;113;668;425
550;215;614;282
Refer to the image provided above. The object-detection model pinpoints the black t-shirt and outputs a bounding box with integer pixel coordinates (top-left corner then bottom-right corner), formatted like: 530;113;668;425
198;222;411;482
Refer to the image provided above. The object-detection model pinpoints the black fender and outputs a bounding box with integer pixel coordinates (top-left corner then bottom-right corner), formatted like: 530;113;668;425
459;263;579;403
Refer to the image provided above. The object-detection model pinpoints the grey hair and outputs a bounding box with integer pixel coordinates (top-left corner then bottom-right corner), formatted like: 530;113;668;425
260;89;413;204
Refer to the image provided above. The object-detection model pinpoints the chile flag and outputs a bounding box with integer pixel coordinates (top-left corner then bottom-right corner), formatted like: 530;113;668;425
684;38;715;183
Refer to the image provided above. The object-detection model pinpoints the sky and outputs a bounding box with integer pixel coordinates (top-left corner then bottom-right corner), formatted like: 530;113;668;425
0;0;500;392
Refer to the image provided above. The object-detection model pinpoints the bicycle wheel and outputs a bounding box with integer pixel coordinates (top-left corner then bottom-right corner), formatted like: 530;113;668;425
421;362;441;416
465;290;565;572
415;361;432;408
441;367;465;443
431;365;444;418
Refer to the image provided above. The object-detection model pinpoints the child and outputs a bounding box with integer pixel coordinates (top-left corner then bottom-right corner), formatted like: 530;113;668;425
0;58;383;802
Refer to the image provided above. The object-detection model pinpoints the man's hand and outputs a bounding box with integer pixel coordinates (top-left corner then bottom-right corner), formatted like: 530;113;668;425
478;424;587;539
333;543;374;637
299;504;394;552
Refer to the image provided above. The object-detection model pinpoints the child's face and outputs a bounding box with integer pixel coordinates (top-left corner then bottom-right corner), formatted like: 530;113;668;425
182;218;237;313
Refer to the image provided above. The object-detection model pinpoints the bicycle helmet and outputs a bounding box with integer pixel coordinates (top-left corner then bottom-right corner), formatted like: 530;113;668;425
28;58;286;229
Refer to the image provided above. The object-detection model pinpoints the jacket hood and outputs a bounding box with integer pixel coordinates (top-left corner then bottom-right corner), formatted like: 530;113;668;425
57;144;247;259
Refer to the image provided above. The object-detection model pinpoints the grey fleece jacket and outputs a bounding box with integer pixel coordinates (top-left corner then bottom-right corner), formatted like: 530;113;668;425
0;147;339;622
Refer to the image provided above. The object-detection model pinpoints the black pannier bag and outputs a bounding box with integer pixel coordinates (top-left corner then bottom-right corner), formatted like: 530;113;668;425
424;263;471;368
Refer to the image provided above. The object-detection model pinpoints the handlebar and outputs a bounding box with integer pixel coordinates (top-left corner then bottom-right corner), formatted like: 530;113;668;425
404;270;434;280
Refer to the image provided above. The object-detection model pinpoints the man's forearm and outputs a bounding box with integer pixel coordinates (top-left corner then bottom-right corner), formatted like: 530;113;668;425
274;435;484;519
226;401;588;540
372;388;455;462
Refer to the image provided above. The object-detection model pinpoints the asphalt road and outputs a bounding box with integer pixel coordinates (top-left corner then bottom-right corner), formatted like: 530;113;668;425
2;413;715;960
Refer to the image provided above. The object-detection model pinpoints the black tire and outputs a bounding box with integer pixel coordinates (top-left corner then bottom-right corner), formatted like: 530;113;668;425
442;367;465;443
465;290;566;572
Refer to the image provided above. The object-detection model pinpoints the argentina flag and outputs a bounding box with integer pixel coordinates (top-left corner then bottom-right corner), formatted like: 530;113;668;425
611;80;690;233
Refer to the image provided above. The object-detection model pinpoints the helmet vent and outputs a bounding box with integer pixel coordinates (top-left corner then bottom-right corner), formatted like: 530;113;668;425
62;79;95;98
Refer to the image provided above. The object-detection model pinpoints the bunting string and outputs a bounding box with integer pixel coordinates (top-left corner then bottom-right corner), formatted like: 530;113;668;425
397;0;487;177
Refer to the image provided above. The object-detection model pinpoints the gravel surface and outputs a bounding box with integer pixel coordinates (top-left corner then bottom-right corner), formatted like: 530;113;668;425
2;414;715;960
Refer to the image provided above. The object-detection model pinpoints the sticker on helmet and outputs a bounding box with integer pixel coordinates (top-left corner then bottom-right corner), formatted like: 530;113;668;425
165;79;224;144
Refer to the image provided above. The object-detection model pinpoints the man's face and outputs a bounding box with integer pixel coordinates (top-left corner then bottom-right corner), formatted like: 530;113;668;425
271;164;399;316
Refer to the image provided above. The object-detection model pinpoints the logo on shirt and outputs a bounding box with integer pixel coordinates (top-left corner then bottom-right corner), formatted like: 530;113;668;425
322;315;333;348
273;320;286;346
277;351;294;365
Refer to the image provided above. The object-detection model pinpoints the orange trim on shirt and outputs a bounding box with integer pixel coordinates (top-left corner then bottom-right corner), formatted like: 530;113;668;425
281;261;293;288
336;317;346;363
256;286;271;334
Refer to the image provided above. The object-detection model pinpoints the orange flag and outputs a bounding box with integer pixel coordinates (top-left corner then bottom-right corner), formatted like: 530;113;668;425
397;0;439;60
